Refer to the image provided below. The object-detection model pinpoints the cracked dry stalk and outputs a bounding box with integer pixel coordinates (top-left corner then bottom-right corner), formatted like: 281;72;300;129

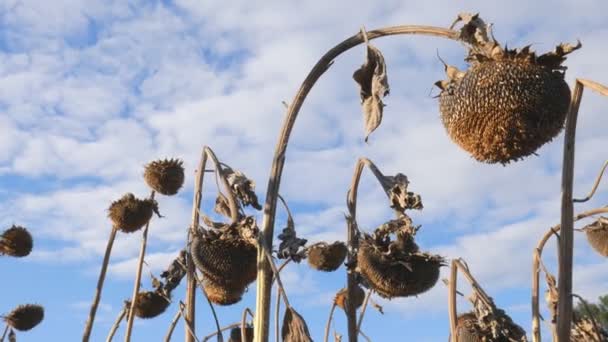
558;79;608;342
83;227;118;341
254;24;460;342
124;190;156;342
531;206;608;342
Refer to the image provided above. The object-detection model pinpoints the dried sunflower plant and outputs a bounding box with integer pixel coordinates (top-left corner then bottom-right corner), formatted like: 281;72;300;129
1;225;44;341
77;11;608;342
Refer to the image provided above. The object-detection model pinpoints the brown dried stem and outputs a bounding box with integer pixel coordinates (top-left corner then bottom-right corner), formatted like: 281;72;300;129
574;160;608;203
185;146;241;342
179;301;200;342
572;293;603;339
323;303;338;342
164;309;182;342
202;323;241;342
263;249;291;308
273;259;291;342
558;78;608;342
0;325;8;342
356;289;373;333
254;24;460;342
124;190;156;342
448;260;458;342
532;206;608;342
345;157;397;342
106;302;128;342
242;308;254;342
83;227;118;341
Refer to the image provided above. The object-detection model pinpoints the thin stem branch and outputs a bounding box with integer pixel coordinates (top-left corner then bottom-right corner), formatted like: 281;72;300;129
106;303;128;342
263;249;291;308
202;323;241;342
324;303;338;342
254;24;460;342
574;160;608;203
186;148;208;342
358;330;371;342
242;308;254;342
164;309;182;342
0;325;8;342
448;261;458;342
273;259;290;342
532;206;608;342
356;290;373;333
124;190;156;342
83;227;118;341
558;78;608;342
179;302;200;342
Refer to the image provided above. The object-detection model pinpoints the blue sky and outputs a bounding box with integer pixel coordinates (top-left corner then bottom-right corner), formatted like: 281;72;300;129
1;0;608;341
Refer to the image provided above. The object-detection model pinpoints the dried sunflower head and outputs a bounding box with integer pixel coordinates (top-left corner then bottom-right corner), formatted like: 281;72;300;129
203;278;246;306
144;158;185;195
307;241;347;272
450;312;483;342
131;291;170;319
582;217;608;257
190;230;257;289
228;326;254;342
334;285;366;311
108;193;160;233
436;13;580;164
3;304;44;331
0;225;33;257
357;241;443;298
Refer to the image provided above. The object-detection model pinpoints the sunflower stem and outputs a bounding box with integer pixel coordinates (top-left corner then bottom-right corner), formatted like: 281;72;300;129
573;160;608;203
241;308;254;342
323;303;338;342
202;323;241;342
106;302;128;342
0;325;8;342
532;206;608;342
556;78;608;342
83;227;118;341
124;190;156;342
448;260;458;342
185;147;208;342
254;25;460;342
164;309;182;342
356;290;372;333
179;301;201;342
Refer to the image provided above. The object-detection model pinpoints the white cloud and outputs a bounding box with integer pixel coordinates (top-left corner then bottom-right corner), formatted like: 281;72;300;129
1;1;608;339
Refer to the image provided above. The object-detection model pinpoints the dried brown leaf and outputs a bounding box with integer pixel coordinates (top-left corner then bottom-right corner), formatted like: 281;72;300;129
353;44;389;142
281;307;313;342
224;166;262;210
214;192;232;218
383;173;423;212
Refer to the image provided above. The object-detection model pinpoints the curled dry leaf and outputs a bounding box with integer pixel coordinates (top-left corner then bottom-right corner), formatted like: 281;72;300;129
159;249;188;295
353;43;389;142
281;307;313;342
277;226;307;263
214;192;235;219
224;166;262;210
382;173;423;212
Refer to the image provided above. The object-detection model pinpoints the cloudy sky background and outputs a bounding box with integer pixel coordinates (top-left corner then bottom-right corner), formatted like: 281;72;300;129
1;0;607;341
